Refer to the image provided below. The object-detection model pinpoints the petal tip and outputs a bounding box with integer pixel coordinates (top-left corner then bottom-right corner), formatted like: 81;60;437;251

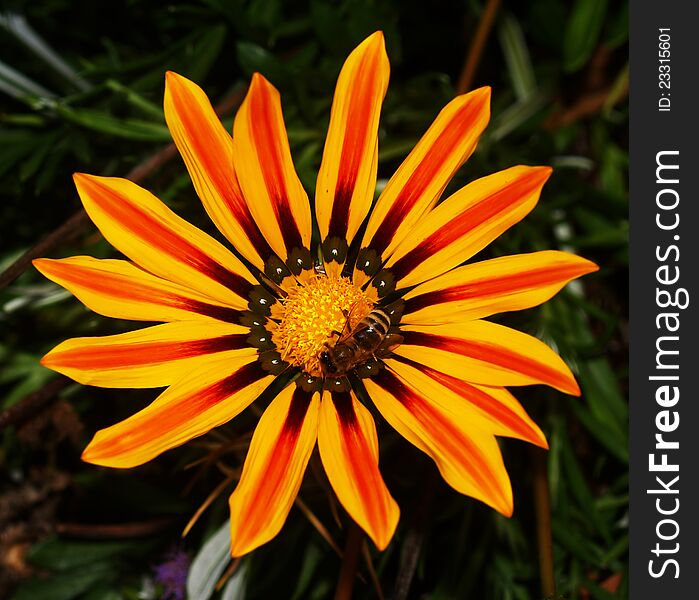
500;501;514;519
581;258;600;275
365;30;386;49
467;85;492;104
81;442;102;465
565;377;582;397
536;165;554;182
369;509;400;551
32;257;49;272
73;172;103;191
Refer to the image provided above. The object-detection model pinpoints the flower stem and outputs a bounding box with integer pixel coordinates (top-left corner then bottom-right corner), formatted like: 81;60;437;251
532;447;556;598
334;521;364;600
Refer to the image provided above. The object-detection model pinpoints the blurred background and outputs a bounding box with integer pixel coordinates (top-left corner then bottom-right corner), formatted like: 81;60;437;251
0;1;628;598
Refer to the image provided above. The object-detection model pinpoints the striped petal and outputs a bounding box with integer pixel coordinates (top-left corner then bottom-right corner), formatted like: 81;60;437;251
402;251;598;324
364;367;513;516
232;74;312;271
33;257;243;323
354;87;491;285
318;389;398;550
386;357;546;448
315;32;390;275
164;71;273;270
82;356;273;468
74;174;257;308
396;321;579;395
229;385;319;556
41;321;254;388
385;166;552;290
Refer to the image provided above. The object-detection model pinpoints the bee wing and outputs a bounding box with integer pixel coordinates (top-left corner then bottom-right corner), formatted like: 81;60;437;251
376;332;404;357
336;301;366;341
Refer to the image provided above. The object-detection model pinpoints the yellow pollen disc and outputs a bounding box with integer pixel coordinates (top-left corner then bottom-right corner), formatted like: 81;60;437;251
272;275;373;377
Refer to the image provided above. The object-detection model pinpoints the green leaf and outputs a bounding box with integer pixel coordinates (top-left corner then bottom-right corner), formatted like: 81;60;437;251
11;561;113;600
563;0;609;72
26;537;144;571
498;13;537;101
236;41;288;85
55;105;170;141
182;24;228;83
558;426;612;542
186;521;231;600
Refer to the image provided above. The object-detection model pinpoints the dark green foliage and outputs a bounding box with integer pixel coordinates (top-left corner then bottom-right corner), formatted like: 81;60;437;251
1;1;628;598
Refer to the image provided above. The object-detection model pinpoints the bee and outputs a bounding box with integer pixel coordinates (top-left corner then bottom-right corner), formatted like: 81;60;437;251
319;307;403;377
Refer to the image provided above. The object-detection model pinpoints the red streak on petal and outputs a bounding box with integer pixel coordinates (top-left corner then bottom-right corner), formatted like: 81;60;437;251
247;80;303;252
403;330;577;394
90;361;266;460
366;95;487;256
239;387;312;532
168;80;273;260
47;261;242;322
394;357;542;445
390;170;547;281
78;176;252;297
332;391;387;536
404;261;591;314
327;49;380;239
47;334;248;371
375;369;507;507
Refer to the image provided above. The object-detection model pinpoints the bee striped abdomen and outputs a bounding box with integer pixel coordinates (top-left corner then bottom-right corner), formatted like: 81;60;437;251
354;310;389;349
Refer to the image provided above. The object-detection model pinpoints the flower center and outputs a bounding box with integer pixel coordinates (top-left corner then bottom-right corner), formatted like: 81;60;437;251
272;275;373;377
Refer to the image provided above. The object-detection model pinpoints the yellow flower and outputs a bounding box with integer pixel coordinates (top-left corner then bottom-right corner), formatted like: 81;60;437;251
34;32;597;557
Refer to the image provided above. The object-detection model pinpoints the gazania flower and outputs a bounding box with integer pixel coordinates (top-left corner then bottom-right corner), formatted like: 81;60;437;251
34;32;597;556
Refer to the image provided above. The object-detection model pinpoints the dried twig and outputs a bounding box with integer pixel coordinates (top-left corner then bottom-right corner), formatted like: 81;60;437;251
456;0;502;94
216;557;242;591
55;517;175;538
545;80;629;129
182;474;236;538
295;496;343;557
0;377;70;431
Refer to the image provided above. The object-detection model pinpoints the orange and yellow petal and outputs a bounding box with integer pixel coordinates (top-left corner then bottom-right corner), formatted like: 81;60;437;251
232;74;312;265
354;87;491;285
229;385;319;556
315;32;390;274
384;166;552;290
385;357;547;448
364;366;513;516
164;71;273;270
401;251;598;324
33;256;243;323
73;174;257;308
41;321;254;388
82;355;274;468
317;389;399;550
395;321;579;395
